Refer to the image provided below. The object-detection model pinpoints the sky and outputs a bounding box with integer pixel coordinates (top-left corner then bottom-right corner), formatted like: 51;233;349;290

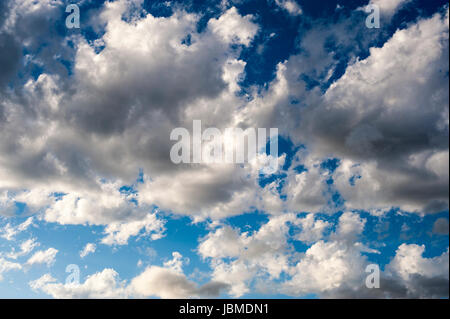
0;0;449;299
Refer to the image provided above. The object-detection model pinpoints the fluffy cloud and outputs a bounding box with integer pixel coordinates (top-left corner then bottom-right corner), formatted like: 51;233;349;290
275;0;303;16
282;212;369;296
26;248;58;267
0;257;21;281
198;211;448;298
293;214;330;244
385;244;449;298
79;243;96;258
31;252;229;299
130;266;228;299
41;185;166;245
368;0;412;17
0;0;270;224
29;269;128;298
130;251;228;298
199;214;298;296
294;11;449;213
6;238;39;259
0;217;33;240
208;7;259;46
0;0;448;299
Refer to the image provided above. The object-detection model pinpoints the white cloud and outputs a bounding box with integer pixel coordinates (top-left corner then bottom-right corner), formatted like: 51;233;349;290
368;0;411;17
101;213;166;246
208;7;259;46
0;0;266;224
283;240;368;295
26;248;58;267
29;269;128;298
388;244;449;281
130;252;228;298
332;212;366;241
1;217;33;240
294;214;330;244
31;252;228;299
0;191;16;217
6;238;39;259
0;0;448;300
0;257;22;281
296;11;449;213
275;0;303;16
199;214;298;297
80;243;96;258
163;251;186;273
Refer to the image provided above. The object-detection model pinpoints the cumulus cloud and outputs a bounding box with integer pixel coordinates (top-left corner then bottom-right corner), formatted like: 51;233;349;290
31;252;229;299
79;243;96;258
130;251;229;298
208;7;259;46
198;211;448;298
293;214;330;244
29;269;128;298
385;244;449;298
0;0;270;224
130;265;229;299
0;0;448;299
26;248;58;267
293;11;449;213
199;214;299;296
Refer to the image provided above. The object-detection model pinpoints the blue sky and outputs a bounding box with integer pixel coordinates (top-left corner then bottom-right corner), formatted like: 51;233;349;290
0;0;448;299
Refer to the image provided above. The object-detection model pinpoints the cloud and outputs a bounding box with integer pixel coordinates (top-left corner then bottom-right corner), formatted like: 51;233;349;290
29;269;128;298
388;244;449;281
6;238;39;259
31;252;229;299
198;214;298;296
41;184;166;245
130;251;228;298
0;257;21;281
0;0;267;224
101;213;166;246
294;11;449;213
433;218;449;235
283;152;337;213
208;7;259;46
0;0;448;299
26;247;58;267
368;0;412;17
283;240;368;296
385;244;449;298
79;243;96;258
283;212;369;296
197;211;448;298
332;211;366;242
293;214;330;244
0;217;33;240
130;265;229;298
275;0;302;16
